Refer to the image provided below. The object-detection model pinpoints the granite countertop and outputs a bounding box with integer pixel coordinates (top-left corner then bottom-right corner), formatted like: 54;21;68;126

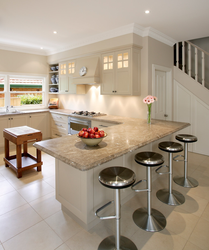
33;111;189;171
0;109;49;116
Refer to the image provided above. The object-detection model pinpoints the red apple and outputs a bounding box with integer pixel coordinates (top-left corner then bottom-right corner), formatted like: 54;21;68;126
95;134;100;138
94;127;98;132
90;129;95;134
78;130;84;137
83;131;89;138
89;133;95;138
99;131;105;137
94;132;99;135
82;128;87;131
87;128;92;133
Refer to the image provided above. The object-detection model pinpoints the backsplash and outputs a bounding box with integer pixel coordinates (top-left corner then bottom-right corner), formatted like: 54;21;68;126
58;85;146;118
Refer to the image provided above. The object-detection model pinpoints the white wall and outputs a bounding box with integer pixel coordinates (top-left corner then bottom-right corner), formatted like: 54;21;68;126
173;80;209;156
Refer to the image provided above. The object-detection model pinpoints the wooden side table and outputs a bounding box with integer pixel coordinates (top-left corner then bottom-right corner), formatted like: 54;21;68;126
3;126;43;178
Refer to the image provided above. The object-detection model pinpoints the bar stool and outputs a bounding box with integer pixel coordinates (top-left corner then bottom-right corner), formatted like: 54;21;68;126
95;166;137;250
132;152;166;232
174;134;198;188
156;142;185;206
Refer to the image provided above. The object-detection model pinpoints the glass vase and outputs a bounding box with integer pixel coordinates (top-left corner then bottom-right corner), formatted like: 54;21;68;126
147;104;152;124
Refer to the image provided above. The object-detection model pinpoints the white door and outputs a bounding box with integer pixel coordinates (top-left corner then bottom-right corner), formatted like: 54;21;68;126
154;70;166;120
152;66;172;121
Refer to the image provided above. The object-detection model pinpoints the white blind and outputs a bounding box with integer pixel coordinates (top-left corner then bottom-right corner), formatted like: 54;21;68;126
10;78;43;85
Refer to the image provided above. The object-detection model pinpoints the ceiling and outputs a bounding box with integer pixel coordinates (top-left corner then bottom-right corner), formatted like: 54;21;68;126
0;0;209;55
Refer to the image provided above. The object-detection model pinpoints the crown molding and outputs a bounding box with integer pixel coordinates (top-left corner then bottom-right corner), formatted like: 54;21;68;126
0;23;177;56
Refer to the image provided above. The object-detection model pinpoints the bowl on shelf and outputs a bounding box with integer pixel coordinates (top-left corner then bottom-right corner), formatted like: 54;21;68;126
56;65;59;70
50;66;56;71
77;133;107;146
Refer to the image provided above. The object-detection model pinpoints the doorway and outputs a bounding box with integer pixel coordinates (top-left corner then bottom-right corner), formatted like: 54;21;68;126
152;65;172;121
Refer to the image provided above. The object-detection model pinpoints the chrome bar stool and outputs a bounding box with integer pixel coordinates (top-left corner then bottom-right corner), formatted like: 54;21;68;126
174;134;198;188
132;152;166;232
156;142;185;206
95;166;137;250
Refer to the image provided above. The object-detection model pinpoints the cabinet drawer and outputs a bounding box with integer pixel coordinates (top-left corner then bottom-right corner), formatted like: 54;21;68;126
51;113;68;123
51;128;67;138
51;120;68;131
91;120;116;129
51;124;68;134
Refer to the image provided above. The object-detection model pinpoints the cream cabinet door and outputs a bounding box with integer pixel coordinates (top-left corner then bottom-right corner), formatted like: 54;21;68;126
10;115;28;128
28;113;50;139
115;49;131;95
101;53;115;95
0;116;10;147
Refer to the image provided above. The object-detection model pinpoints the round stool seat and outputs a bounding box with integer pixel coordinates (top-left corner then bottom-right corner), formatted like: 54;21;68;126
158;141;183;153
135;151;164;167
176;134;197;143
99;167;136;189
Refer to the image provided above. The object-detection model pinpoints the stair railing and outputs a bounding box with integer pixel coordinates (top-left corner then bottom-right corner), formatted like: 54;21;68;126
174;41;209;88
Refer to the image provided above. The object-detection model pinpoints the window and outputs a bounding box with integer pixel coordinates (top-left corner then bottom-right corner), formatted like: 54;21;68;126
0;74;46;109
0;76;5;107
117;52;129;69
103;55;113;70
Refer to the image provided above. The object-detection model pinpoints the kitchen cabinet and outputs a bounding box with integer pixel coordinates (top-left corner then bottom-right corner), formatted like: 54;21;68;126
49;63;59;93
51;113;68;138
91;119;117;129
28;113;50;140
0;112;50;148
0;115;28;147
59;61;86;94
101;46;141;96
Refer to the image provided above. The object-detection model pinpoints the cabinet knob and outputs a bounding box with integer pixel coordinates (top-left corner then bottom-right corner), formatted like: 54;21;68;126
8;118;10;120
29;116;31;118
11;118;13;120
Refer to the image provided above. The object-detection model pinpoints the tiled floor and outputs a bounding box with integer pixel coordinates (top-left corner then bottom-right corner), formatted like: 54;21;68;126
0;147;209;250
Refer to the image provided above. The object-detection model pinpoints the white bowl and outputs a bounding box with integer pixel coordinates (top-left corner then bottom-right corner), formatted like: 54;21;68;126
77;133;107;146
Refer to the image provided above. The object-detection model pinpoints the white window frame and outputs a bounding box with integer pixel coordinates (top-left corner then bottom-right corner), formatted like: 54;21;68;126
0;72;48;111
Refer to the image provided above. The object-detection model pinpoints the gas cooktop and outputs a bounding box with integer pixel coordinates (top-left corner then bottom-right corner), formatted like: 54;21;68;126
71;111;106;117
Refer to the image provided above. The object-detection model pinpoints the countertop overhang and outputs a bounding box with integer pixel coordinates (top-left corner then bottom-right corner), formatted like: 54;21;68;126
33;111;189;171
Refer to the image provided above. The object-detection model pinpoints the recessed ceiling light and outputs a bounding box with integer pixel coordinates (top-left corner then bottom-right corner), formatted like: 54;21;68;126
40;47;43;50
145;10;150;14
53;31;57;34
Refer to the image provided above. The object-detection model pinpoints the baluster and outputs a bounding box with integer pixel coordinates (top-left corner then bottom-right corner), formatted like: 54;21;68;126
188;43;191;76
202;52;205;87
195;47;198;81
176;43;179;68
182;41;185;72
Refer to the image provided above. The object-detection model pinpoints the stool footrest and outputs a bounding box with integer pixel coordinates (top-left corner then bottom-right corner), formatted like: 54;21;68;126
155;165;169;175
131;179;148;192
95;200;116;220
173;154;185;162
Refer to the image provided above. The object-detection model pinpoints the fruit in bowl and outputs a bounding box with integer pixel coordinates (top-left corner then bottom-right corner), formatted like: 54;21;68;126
77;127;107;146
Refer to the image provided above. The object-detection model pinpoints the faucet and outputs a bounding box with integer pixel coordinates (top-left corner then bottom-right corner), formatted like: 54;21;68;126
6;106;9;112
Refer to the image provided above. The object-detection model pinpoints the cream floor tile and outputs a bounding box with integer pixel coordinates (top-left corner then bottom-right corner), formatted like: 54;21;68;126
183;241;203;250
55;243;71;250
65;229;102;250
159;206;199;240
187;180;209;201
44;175;55;188
0;173;5;182
3;221;63;250
131;228;187;250
188;152;208;166
29;191;61;219
0;179;15;196
0;204;42;242
174;194;208;217
17;180;54;202
0;190;27;216
45;211;83;242
201;202;209;222
189;218;209;250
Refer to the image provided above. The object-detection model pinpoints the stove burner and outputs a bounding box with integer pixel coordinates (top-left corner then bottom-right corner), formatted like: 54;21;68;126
71;111;106;117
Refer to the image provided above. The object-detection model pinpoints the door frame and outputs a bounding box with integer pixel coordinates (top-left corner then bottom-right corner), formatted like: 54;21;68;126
152;64;172;121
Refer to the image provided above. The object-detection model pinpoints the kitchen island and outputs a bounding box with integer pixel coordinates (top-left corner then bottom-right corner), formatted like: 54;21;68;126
34;115;189;230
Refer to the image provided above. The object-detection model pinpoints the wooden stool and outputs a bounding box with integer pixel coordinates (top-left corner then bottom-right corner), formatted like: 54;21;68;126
3;126;43;178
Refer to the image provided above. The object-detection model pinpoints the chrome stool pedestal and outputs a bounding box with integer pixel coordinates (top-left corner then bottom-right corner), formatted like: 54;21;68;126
95;166;137;250
156;142;185;206
174;134;198;188
132;152;166;232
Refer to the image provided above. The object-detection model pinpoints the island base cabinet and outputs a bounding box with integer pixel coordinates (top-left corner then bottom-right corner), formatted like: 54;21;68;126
55;155;137;230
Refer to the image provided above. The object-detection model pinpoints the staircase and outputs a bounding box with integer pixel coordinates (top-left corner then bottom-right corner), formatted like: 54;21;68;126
173;41;209;156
